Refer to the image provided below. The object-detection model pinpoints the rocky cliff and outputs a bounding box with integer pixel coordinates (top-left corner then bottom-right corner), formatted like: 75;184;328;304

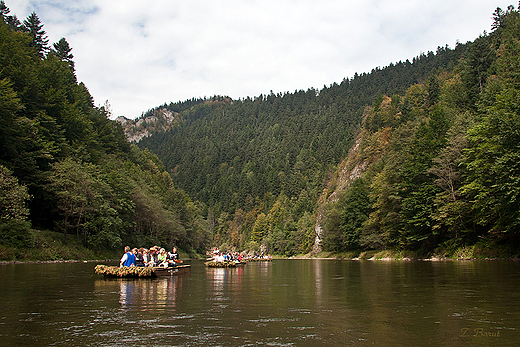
312;135;368;254
116;108;178;143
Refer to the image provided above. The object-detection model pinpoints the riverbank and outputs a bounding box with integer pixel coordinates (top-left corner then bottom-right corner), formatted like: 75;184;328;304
0;229;204;263
0;259;113;265
3;229;518;263
0;229;119;263
291;240;520;261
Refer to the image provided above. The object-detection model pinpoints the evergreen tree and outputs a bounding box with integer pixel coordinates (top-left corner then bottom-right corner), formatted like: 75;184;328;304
22;12;48;58
0;0;9;19
52;37;75;69
0;1;20;31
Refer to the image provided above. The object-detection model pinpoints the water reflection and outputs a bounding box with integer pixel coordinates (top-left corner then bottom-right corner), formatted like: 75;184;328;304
1;260;519;346
206;266;244;289
94;274;187;311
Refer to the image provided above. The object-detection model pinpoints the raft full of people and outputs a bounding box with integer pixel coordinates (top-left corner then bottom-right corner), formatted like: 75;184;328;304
95;246;190;278
204;248;272;268
120;246;182;268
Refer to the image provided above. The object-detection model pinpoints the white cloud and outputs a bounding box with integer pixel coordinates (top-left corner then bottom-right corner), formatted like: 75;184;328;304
9;0;513;119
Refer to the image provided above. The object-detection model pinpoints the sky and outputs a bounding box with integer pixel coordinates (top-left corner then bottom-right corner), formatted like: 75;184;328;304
10;0;513;119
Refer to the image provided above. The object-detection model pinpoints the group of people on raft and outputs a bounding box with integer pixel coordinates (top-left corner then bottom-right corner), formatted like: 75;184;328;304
120;246;180;268
208;247;272;262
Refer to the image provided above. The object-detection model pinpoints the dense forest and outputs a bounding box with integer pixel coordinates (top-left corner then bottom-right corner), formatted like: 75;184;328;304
0;1;210;260
2;1;520;260
320;4;520;257
138;5;520;257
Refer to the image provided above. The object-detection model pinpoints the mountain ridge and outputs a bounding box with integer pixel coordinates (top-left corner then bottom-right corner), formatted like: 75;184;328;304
134;39;471;255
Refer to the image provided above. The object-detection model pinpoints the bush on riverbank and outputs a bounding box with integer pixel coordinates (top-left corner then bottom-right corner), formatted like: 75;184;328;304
435;239;520;260
0;228;203;262
299;239;520;260
0;229;120;261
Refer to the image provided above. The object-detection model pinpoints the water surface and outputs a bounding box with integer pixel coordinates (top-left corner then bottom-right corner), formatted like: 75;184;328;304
0;259;518;346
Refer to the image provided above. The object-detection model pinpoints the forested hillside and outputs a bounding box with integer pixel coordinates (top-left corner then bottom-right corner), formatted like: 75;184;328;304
3;1;519;260
320;5;520;257
138;5;520;257
135;30;466;254
0;1;210;260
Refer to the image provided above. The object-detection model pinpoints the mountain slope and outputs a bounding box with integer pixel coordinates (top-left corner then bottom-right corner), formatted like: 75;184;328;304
317;6;520;257
136;41;468;254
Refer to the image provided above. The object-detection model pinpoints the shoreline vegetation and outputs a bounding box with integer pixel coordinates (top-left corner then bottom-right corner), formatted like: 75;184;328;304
296;240;520;261
2;4;520;265
1;233;518;264
2;254;519;265
0;229;199;264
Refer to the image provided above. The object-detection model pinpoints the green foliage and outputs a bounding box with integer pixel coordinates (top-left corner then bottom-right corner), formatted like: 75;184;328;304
322;178;371;251
0;164;30;221
0;164;33;248
3;2;520;258
138;36;467;255
0;219;33;248
462;10;520;236
251;213;268;243
0;4;210;259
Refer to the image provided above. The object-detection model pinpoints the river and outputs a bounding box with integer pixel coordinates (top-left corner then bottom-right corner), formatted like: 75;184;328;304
0;259;518;346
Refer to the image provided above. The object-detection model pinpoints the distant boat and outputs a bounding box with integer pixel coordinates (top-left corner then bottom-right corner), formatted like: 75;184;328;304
204;260;246;268
95;264;191;278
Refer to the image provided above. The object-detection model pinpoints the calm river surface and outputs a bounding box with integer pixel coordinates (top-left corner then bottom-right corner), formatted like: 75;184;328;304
0;259;518;346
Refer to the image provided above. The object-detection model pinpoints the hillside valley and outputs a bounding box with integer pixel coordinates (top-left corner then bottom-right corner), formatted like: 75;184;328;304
131;5;520;258
131;6;520;259
2;3;520;260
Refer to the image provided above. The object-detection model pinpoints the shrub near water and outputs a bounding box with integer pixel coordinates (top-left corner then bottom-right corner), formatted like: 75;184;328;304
0;230;117;261
0;220;34;249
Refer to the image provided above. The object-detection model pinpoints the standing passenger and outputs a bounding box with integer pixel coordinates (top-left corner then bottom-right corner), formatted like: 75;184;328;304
148;248;155;266
142;248;150;266
150;247;159;267
167;246;180;267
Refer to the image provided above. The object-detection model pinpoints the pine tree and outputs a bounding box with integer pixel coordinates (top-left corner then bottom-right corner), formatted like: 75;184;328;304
22;12;48;58
0;0;20;30
52;37;75;69
0;0;9;19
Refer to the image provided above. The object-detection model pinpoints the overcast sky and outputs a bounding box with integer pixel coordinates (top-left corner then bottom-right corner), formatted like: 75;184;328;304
10;1;512;119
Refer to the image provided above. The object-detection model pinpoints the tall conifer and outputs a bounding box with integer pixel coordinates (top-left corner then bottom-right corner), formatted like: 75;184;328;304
22;12;48;58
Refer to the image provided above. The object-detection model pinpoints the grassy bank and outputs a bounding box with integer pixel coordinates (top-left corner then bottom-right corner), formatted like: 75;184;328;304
3;229;517;262
0;230;120;262
0;229;205;262
293;240;520;260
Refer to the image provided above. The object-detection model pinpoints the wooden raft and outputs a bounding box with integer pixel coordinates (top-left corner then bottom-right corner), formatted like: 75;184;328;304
204;261;247;268
95;264;191;278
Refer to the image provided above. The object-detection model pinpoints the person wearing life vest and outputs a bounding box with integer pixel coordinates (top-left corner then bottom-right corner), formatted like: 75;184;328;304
120;246;136;267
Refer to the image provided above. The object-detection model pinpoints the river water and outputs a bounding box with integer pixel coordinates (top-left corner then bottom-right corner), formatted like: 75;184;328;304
0;259;518;346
